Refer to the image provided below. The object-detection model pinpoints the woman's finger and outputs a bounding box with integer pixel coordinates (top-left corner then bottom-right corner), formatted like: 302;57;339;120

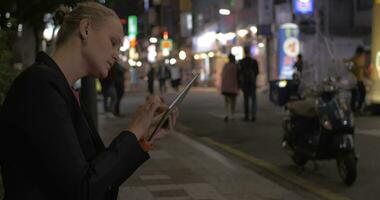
151;111;165;125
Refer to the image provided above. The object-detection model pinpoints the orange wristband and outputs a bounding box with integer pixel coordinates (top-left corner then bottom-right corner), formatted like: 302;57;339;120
139;137;153;152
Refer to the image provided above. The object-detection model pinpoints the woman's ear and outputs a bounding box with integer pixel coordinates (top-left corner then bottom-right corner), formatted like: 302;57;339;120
79;19;91;42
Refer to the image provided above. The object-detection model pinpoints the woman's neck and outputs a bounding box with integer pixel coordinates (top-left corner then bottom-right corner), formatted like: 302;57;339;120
51;40;87;87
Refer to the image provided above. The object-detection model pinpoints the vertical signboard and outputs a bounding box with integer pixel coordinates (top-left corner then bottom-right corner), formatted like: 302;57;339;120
277;23;300;80
258;0;274;25
128;15;138;38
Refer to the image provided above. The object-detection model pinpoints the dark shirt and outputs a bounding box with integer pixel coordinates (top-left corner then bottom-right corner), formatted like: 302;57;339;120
238;57;259;85
294;60;303;73
0;52;149;200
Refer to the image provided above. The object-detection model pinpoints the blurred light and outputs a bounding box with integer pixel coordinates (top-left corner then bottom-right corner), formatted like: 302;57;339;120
165;59;170;65
258;42;265;48
376;51;380;78
198;31;216;46
147;45;157;63
250;26;258;34
219;9;231;15
237;29;249;37
231;46;244;61
5;12;10;19
54;26;60;37
208;52;215;58
278;80;288;88
17;24;22;32
162;48;170;57
43;24;54;41
194;54;200;60
149;37;158;43
251;46;260;56
163;31;169;40
144;0;149;11
128;59;136;66
179;50;187;60
17;24;23;37
216;32;237;45
186;14;193;30
170;58;177;65
200;53;208;59
136;61;142;67
120;36;130;52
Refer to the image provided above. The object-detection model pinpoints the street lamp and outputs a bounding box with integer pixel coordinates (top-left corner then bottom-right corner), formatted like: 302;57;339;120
237;29;249;37
250;26;258;34
149;37;158;43
219;9;231;16
179;50;187;60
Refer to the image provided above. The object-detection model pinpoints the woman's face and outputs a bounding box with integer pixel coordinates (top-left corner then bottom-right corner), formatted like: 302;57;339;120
82;17;123;78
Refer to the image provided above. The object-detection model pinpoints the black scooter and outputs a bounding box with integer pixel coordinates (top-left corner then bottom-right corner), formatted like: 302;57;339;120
282;80;358;186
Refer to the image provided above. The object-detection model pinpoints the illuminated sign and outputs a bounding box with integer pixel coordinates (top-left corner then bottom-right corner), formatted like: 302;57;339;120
293;0;314;15
283;38;300;57
277;23;300;80
376;51;380;78
128;16;138;38
160;39;173;50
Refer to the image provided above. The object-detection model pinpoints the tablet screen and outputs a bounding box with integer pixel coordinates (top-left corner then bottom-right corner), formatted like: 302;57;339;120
148;73;199;141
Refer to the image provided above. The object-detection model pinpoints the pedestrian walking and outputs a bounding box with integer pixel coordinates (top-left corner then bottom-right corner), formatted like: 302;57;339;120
111;62;126;117
350;46;367;114
170;64;182;92
293;54;304;74
100;70;116;113
238;47;259;122
0;2;175;199
157;63;170;94
221;54;239;122
147;64;156;95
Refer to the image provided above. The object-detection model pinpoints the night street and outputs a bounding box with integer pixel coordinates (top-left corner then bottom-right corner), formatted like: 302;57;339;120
108;87;380;200
1;0;379;199
175;88;380;200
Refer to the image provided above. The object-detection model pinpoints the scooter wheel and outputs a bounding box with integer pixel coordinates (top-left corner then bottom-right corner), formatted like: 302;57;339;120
292;154;308;166
337;152;357;186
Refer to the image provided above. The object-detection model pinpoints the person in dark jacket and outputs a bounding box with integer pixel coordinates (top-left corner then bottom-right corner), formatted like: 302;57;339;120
147;64;156;95
110;62;126;117
238;47;259;122
157;64;170;94
293;54;303;74
0;2;171;200
100;69;117;113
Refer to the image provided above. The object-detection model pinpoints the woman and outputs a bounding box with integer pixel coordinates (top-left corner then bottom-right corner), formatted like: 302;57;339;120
0;2;171;200
221;54;239;122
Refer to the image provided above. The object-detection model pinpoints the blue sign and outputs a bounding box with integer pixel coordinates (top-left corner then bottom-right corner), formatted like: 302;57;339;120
277;23;300;80
293;0;314;15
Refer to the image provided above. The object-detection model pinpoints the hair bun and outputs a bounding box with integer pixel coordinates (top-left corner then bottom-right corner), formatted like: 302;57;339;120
54;5;71;26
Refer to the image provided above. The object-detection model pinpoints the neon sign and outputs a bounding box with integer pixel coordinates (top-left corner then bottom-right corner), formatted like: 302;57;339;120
293;0;314;15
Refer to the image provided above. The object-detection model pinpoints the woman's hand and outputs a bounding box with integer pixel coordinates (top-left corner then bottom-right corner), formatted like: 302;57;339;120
148;107;179;144
126;96;164;139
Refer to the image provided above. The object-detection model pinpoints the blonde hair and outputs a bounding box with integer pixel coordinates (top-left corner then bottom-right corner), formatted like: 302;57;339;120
55;1;118;47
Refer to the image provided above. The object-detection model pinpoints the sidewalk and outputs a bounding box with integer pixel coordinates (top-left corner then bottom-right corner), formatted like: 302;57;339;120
97;93;307;200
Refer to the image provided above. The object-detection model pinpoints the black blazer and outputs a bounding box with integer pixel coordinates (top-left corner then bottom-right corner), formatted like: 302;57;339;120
0;52;149;200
